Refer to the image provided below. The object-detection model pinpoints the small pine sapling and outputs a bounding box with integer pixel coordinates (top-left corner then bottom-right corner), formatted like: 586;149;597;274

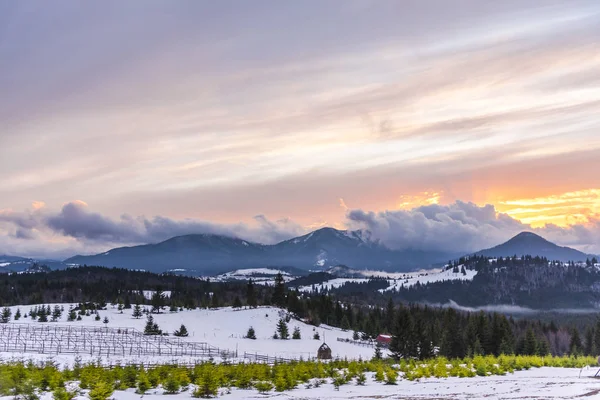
245;326;256;340
174;324;189;337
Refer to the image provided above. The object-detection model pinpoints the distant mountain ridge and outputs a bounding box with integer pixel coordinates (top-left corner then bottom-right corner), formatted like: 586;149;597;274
0;255;65;273
65;227;457;275
474;232;590;262
6;230;595;276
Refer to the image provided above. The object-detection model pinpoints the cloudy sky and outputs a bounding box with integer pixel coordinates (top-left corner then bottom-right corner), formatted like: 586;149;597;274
1;0;600;259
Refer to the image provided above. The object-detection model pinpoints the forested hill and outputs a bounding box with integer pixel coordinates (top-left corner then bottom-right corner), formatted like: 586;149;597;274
0;266;273;308
387;255;600;309
0;265;595;358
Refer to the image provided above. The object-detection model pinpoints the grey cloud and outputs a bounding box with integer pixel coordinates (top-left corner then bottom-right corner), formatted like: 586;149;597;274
346;201;526;253
5;201;306;253
46;202;147;243
0;209;41;230
12;228;37;241
346;201;600;254
1;199;599;258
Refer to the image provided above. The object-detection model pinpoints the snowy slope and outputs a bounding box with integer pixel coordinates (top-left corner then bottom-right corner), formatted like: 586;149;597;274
382;267;478;292
297;278;372;292
0;304;375;365
210;268;297;285
297;268;478;293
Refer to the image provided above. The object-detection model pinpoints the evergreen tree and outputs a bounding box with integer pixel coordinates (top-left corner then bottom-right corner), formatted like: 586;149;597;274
245;326;256;339
585;326;595;356
271;273;286;307
570;328;583;355
419;323;435;360
374;342;383;360
292;326;301;339
14;308;21;321
523;328;538;356
136;370;151;394
67;307;77;322
211;292;221;308
51;305;62;322
385;297;395;332
232;296;242;309
132;304;143;319
313;331;320;340
144;315;162;335
472;338;483;356
277;318;289;339
174;324;189;337
38;308;48;322
151;288;165;313
594;319;600;355
246;279;257;308
440;308;464;359
389;306;417;360
89;381;114;400
103;316;109;324
193;366;219;398
340;315;351;331
537;338;550;356
163;373;181;394
0;307;11;323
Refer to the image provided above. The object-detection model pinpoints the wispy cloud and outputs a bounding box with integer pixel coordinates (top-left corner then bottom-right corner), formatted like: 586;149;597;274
0;1;599;255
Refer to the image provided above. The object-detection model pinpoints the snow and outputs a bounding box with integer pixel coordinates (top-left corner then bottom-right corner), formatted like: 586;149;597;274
211;269;295;286
382;267;478;292
142;290;172;300
296;268;478;293
315;250;327;267
0;305;373;366
3;367;600;399
0;262;9;267
1;304;599;399
220;268;290;277
221;367;600;399
298;278;372;292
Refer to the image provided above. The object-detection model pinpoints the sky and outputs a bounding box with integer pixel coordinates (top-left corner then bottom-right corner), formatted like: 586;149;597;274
1;0;600;259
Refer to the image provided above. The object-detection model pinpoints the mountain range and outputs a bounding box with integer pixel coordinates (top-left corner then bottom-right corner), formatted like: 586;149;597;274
474;231;590;262
64;227;457;275
1;229;596;275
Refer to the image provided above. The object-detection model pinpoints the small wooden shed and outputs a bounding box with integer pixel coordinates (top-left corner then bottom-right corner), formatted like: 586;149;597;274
317;343;332;360
376;334;392;347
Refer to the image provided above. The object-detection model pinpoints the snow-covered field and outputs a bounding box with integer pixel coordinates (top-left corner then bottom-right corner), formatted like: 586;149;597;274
129;368;600;399
0;305;374;366
210;268;296;285
296;267;478;293
1;367;598;400
1;304;599;399
382;267;478;292
297;278;373;292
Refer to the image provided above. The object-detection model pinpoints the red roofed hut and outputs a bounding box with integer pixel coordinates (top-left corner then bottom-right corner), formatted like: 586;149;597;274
376;334;392;347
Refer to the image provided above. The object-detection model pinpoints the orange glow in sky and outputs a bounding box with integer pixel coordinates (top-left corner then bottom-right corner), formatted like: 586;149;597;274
496;189;600;227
